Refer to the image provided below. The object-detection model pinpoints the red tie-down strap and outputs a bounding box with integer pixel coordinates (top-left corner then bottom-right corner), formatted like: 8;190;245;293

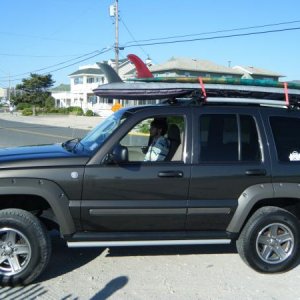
284;82;290;106
198;77;207;102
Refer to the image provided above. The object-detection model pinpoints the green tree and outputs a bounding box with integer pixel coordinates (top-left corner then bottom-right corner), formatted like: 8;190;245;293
45;96;55;109
14;74;55;112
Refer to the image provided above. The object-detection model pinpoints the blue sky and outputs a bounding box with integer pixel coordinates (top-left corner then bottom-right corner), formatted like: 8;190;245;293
0;0;300;87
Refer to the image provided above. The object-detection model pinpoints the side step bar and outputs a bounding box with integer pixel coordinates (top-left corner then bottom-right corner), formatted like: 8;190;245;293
67;239;231;248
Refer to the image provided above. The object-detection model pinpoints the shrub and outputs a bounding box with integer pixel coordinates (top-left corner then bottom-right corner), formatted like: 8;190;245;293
85;110;94;116
48;107;60;113
67;106;80;113
58;107;69;114
66;106;84;116
74;108;84;116
45;96;55;109
76;109;83;116
22;108;33;116
137;120;151;133
17;103;32;111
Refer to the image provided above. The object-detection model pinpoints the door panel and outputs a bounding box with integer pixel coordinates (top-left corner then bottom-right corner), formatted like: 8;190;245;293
80;108;192;232
81;163;190;231
187;164;271;230
187;108;272;231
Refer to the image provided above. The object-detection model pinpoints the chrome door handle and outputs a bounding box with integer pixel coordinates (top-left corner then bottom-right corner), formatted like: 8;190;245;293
245;169;266;176
158;171;183;178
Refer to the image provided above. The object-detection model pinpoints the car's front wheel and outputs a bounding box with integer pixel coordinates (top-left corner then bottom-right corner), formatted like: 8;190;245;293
0;209;51;286
236;206;300;273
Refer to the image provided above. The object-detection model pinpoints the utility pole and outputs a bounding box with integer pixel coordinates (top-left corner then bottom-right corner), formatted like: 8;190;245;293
8;73;11;104
114;0;119;74
109;0;119;74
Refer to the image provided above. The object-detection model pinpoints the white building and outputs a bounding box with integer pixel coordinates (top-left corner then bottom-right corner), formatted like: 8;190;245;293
0;87;7;100
232;65;283;81
51;59;136;117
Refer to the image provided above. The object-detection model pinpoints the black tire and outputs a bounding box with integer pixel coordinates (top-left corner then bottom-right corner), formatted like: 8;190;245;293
0;209;51;286
236;206;300;273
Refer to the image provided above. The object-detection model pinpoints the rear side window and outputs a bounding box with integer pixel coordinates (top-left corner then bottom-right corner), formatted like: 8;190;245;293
270;116;300;162
200;114;261;162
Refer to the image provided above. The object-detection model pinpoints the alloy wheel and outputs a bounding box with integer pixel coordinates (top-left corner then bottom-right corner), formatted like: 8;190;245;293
256;222;294;264
0;227;32;276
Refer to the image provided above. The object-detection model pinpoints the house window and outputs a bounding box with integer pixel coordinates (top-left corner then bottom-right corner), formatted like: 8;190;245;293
99;98;113;104
74;77;83;85
261;77;274;81
87;77;95;84
88;95;97;104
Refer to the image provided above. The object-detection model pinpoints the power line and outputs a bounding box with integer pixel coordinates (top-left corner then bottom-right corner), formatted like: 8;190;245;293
5;47;112;81
2;20;300;84
0;49;109;80
43;47;112;74
120;17;149;58
122;26;300;48
123;20;300;45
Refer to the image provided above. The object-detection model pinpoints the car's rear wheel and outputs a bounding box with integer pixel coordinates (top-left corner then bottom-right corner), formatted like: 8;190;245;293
236;206;300;273
0;209;51;286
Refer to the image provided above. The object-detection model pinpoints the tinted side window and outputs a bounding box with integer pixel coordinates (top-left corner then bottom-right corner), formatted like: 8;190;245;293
200;114;238;162
270;116;300;162
240;115;261;161
200;114;260;162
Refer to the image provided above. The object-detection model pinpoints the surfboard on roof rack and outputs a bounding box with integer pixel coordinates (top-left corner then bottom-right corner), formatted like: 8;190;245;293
130;76;300;89
94;58;300;107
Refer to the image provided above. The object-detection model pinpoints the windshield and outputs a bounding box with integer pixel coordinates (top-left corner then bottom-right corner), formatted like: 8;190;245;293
79;109;129;153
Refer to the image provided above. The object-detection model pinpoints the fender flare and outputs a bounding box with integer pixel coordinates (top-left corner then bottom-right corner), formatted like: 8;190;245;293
0;178;76;235
227;182;300;233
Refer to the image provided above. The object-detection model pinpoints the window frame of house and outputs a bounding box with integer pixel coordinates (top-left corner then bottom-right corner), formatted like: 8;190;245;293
74;77;83;85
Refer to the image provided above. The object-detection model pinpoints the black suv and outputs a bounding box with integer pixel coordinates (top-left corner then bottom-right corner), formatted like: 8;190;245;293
0;97;300;286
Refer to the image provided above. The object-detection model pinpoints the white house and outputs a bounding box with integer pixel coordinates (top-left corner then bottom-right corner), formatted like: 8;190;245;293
232;65;283;81
0;87;8;102
52;59;137;116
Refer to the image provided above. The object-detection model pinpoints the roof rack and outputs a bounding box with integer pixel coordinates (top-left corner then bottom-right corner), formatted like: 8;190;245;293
190;79;300;109
203;97;290;107
166;91;300;109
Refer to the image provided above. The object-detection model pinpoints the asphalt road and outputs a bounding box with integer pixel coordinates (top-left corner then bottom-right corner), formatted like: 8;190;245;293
0;117;300;299
0;118;89;147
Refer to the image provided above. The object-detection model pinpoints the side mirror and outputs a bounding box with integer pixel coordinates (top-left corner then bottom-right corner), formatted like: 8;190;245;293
112;145;128;163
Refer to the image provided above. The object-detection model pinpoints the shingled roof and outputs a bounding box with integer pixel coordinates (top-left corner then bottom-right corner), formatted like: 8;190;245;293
150;57;242;75
51;84;70;92
68;68;104;77
233;66;283;77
